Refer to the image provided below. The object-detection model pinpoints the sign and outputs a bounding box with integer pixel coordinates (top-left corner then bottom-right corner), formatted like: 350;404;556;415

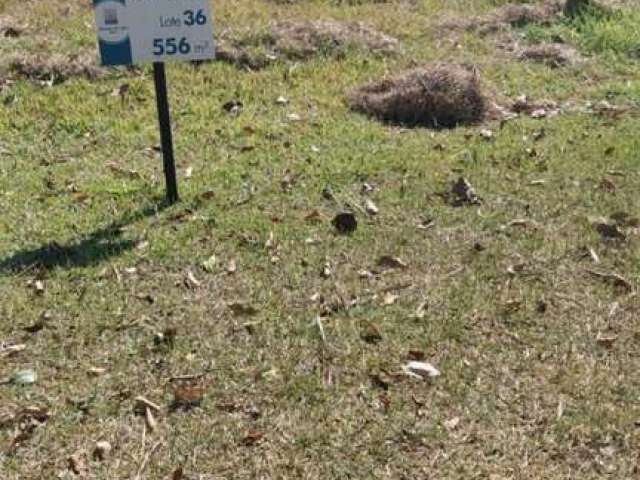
94;0;215;66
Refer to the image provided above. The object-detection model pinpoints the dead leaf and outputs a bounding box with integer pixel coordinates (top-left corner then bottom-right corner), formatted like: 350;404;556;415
110;83;129;98
450;177;481;206
172;382;206;409
228;303;259;316
479;129;494;140
87;367;106;377
241;430;265;446
321;262;332;278
407;350;426;361
611;211;640;228
226;259;237;274
360;321;382;344
596;333;618;348
358;269;374;279
413;301;428;319
304;209;325;224
184;270;202;288
332;212;358;234
382;292;398;306
595;222;625;241
0;343;26;357
68;451;88;477
370;373;391;391
364;198;379;215
402;361;440;380
444;417;460;430
106;162;143;180
134;396;161;414
33;280;45;295
145;406;158;432
377;255;408;270
93;441;111;461
586;270;633;293
222;100;243;115
172;467;184;480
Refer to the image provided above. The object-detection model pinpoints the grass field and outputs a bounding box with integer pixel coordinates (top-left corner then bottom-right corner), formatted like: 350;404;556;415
1;0;640;478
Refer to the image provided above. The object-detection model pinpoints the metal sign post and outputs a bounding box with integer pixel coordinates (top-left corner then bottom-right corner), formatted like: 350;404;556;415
152;62;179;203
93;0;215;204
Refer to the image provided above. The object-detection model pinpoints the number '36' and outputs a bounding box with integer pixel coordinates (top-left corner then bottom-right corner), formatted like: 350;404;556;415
183;9;207;26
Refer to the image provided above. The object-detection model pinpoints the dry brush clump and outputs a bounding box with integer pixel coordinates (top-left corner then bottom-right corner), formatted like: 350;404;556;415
348;64;488;128
214;20;400;70
518;42;582;67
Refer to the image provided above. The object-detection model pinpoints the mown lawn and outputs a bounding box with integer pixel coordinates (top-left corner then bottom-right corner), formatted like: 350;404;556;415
1;0;640;478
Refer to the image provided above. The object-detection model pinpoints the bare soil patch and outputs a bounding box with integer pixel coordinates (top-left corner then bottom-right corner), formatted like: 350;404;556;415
347;63;488;128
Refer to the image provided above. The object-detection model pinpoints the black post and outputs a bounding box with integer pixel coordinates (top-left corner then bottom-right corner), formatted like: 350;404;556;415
152;62;179;203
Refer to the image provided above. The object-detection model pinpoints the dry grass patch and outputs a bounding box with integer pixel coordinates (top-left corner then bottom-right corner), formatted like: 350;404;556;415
518;42;582;67
215;20;400;70
348;63;488;128
440;1;563;35
271;20;400;58
0;14;22;37
7;53;109;84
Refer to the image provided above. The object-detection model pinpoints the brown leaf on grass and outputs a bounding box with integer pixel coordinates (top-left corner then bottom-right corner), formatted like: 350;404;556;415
370;373;391;391
241;430;265;446
106;162;143;180
172;467;184;480
304;209;326;224
68;450;88;477
228;302;259;316
595;223;625;241
93;441;111;461
332;212;358;234
407;350;426;361
377;255;408;270
611;211;640;228
360;321;383;344
596;333;618;349
172;382;206;410
586;270;633;293
134;396;161;415
450;177;481;206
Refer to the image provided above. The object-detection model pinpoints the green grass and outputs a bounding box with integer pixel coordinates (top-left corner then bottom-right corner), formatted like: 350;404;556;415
1;0;640;478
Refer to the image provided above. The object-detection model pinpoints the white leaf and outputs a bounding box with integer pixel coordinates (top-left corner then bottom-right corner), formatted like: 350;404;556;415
402;361;440;379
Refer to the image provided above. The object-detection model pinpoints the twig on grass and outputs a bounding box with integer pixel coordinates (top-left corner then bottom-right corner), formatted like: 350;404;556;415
133;440;162;480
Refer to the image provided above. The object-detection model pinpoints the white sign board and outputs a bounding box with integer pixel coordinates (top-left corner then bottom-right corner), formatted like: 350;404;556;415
93;0;215;66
